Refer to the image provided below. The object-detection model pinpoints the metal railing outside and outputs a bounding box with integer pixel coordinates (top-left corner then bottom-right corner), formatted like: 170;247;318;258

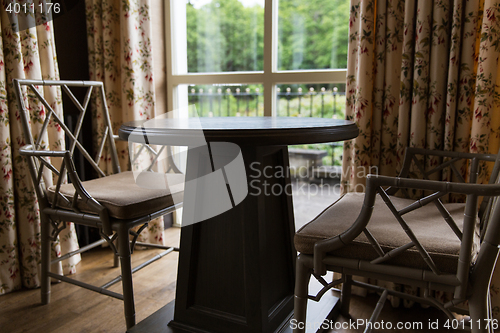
188;86;347;170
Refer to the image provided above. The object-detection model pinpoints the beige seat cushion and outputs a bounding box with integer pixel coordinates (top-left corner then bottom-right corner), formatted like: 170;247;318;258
47;171;184;220
295;193;477;274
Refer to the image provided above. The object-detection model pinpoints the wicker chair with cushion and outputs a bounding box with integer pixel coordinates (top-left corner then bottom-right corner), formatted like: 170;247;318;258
294;147;500;333
13;79;184;330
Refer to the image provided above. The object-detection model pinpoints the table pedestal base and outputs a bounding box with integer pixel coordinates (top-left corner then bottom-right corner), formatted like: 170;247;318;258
172;145;296;332
128;290;340;333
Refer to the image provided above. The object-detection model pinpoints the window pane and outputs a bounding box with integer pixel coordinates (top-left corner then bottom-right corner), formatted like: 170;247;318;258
278;0;349;70
276;83;345;118
187;0;264;73
184;84;264;117
277;83;346;167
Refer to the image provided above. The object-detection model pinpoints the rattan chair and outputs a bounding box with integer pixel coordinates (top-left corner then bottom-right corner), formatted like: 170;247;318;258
13;79;184;330
294;147;500;333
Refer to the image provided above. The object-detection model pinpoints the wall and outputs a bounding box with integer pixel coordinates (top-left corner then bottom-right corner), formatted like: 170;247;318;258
53;0;89;83
151;0;167;115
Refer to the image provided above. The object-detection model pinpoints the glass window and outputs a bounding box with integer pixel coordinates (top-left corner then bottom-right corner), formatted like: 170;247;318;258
184;84;264;117
277;83;346;168
276;83;345;118
164;1;350;114
277;0;349;70
186;0;264;73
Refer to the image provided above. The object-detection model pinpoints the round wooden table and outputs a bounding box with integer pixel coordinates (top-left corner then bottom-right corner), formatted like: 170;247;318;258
119;117;358;333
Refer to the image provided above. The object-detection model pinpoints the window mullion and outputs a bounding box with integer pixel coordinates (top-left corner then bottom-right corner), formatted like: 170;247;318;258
166;1;188;113
263;0;276;117
169;73;266;86
272;70;347;84
165;1;173;113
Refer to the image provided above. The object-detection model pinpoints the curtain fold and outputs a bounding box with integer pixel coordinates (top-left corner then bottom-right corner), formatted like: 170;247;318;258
0;1;80;295
85;0;165;245
343;0;500;315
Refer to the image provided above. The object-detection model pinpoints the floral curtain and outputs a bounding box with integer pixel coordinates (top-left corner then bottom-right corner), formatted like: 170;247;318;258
342;0;500;315
0;2;80;295
85;0;166;244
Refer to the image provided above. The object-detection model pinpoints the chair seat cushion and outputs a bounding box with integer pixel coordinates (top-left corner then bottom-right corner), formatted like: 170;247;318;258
47;171;184;220
295;193;477;274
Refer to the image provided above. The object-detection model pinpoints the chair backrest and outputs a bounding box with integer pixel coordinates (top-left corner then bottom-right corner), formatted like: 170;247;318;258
396;147;500;232
378;147;500;301
13;79;120;208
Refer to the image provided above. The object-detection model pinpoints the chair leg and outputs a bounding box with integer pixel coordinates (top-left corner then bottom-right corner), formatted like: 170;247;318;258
113;236;119;268
40;215;52;304
468;243;499;333
468;286;490;333
294;254;313;333
340;274;352;316
118;224;135;329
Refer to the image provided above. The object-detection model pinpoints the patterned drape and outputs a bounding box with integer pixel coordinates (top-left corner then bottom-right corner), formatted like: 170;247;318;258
85;0;166;244
342;0;500;314
0;2;80;295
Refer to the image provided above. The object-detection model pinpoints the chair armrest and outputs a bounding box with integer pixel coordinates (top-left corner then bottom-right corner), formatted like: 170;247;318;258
19;144;69;157
20;144;113;234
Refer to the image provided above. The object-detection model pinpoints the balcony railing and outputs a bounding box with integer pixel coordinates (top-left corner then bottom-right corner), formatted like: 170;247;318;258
188;86;346;173
188;86;345;119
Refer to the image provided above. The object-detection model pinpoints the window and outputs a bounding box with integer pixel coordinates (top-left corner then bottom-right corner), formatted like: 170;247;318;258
164;0;348;118
160;0;349;226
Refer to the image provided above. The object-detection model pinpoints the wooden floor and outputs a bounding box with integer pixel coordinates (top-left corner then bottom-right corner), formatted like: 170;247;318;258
0;228;181;333
0;226;459;333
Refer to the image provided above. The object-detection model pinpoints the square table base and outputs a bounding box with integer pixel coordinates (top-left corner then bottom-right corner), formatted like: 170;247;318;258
128;287;340;333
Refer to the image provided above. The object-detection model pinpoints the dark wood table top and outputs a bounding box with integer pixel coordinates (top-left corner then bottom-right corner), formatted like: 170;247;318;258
119;117;358;146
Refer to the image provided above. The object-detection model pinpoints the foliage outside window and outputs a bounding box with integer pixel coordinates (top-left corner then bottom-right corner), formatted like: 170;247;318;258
186;0;349;73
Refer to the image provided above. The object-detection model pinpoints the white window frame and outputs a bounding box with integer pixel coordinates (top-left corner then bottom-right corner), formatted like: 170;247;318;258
164;0;347;117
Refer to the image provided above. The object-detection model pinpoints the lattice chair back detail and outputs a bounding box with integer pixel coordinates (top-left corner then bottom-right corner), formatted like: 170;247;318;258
13;79;184;330
129;138;182;175
14;79;119;235
293;147;500;333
